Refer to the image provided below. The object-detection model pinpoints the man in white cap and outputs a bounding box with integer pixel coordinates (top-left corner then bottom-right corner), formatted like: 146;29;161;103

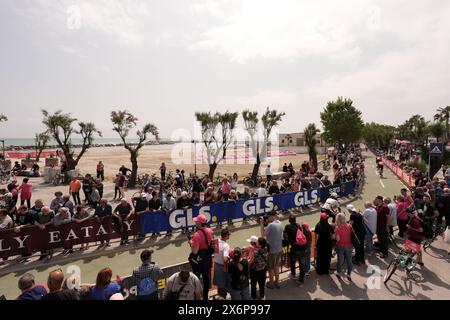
189;214;214;300
133;192;149;240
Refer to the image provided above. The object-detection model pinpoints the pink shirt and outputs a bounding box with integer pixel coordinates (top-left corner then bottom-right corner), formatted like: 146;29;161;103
335;224;353;247
221;182;231;195
396;202;408;221
191;227;213;250
20;183;32;199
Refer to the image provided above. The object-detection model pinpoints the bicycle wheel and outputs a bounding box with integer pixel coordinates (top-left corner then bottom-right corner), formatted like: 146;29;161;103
384;260;398;284
422;238;432;251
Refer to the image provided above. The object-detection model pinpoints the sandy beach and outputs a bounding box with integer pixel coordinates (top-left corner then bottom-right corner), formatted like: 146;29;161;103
42;143;317;181
1;143;324;205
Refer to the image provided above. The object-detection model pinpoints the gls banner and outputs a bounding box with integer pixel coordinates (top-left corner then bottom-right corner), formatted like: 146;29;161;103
139;181;355;234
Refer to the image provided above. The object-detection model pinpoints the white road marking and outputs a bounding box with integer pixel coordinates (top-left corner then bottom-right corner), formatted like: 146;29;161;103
380;179;385;188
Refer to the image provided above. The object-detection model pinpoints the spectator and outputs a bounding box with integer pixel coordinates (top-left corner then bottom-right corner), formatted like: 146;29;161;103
94;199;112;246
384;197;397;237
213;228;231;299
0;208;13;230
131;249;164;300
395;195;409;238
112;199;134;246
227;247;251;300
374;196;389;258
321;175;332;187
34;206;55;261
190;192;201;207
69;177;82;205
113;174;121;200
249;237;267;300
231;173;238;190
96;161;105;181
90;186;101;208
406;208;424;265
14;205;34;232
95;178;104;199
362;201;377;255
62;195;74;215
268;180;280;195
119;165;131;176
50;191;64;213
265;164;272;185
18;178;32;208
314;213;334;275
133;192;149;239
90;268;121;300
163;269;203;300
117;172;126;199
333;213;354;281
82;174;93;205
29;199;44;219
159;162;166;181
17;273;48;300
188;214;214;300
260;211;283;289
348;204;365;266
203;183;215;204
54;207;73;255
73;206;91;250
41;269;79;300
220;178;231;201
162;193;176;237
283;215;308;284
257;183;267;198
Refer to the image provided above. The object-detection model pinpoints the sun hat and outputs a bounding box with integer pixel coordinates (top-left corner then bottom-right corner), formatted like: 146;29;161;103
193;214;207;224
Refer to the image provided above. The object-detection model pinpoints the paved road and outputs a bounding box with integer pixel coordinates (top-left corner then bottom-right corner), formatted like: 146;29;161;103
1;151;449;299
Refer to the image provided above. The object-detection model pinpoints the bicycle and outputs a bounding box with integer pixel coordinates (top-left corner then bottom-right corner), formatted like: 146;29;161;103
52;172;63;186
384;239;421;284
423;222;446;250
243;173;263;187
0;170;13;185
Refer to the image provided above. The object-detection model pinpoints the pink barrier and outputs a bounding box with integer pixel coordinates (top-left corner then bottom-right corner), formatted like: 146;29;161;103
6;150;57;159
382;157;413;188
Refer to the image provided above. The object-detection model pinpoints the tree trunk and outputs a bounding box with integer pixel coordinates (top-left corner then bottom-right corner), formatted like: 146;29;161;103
129;154;138;188
66;157;77;171
208;162;217;180
251;154;261;186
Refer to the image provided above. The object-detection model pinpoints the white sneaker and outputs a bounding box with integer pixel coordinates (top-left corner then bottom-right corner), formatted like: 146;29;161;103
334;271;342;279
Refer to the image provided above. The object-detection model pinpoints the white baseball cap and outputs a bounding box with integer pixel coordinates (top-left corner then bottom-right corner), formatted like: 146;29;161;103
246;235;258;243
346;204;356;211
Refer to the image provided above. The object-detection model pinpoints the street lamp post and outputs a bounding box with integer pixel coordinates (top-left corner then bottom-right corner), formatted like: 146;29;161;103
191;140;197;177
0;140;4;163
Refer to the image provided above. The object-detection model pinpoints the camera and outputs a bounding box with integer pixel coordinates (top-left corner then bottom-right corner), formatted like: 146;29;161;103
258;215;269;227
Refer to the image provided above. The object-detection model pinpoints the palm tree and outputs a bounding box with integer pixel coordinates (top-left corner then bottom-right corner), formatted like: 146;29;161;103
434;106;450;141
304;123;320;172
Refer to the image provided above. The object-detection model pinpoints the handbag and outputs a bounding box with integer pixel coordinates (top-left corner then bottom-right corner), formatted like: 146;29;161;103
199;229;215;255
350;225;360;247
165;276;187;300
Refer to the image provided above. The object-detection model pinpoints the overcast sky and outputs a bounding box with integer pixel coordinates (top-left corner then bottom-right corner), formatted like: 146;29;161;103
1;0;450;139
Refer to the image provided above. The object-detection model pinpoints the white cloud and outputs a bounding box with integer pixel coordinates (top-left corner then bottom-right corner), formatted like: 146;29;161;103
189;0;376;63
15;0;149;47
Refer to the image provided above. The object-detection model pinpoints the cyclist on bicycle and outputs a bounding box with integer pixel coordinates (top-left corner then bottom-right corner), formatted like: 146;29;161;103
376;158;384;177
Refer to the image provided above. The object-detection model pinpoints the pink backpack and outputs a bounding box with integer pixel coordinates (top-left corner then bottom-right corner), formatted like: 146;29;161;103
295;224;307;246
